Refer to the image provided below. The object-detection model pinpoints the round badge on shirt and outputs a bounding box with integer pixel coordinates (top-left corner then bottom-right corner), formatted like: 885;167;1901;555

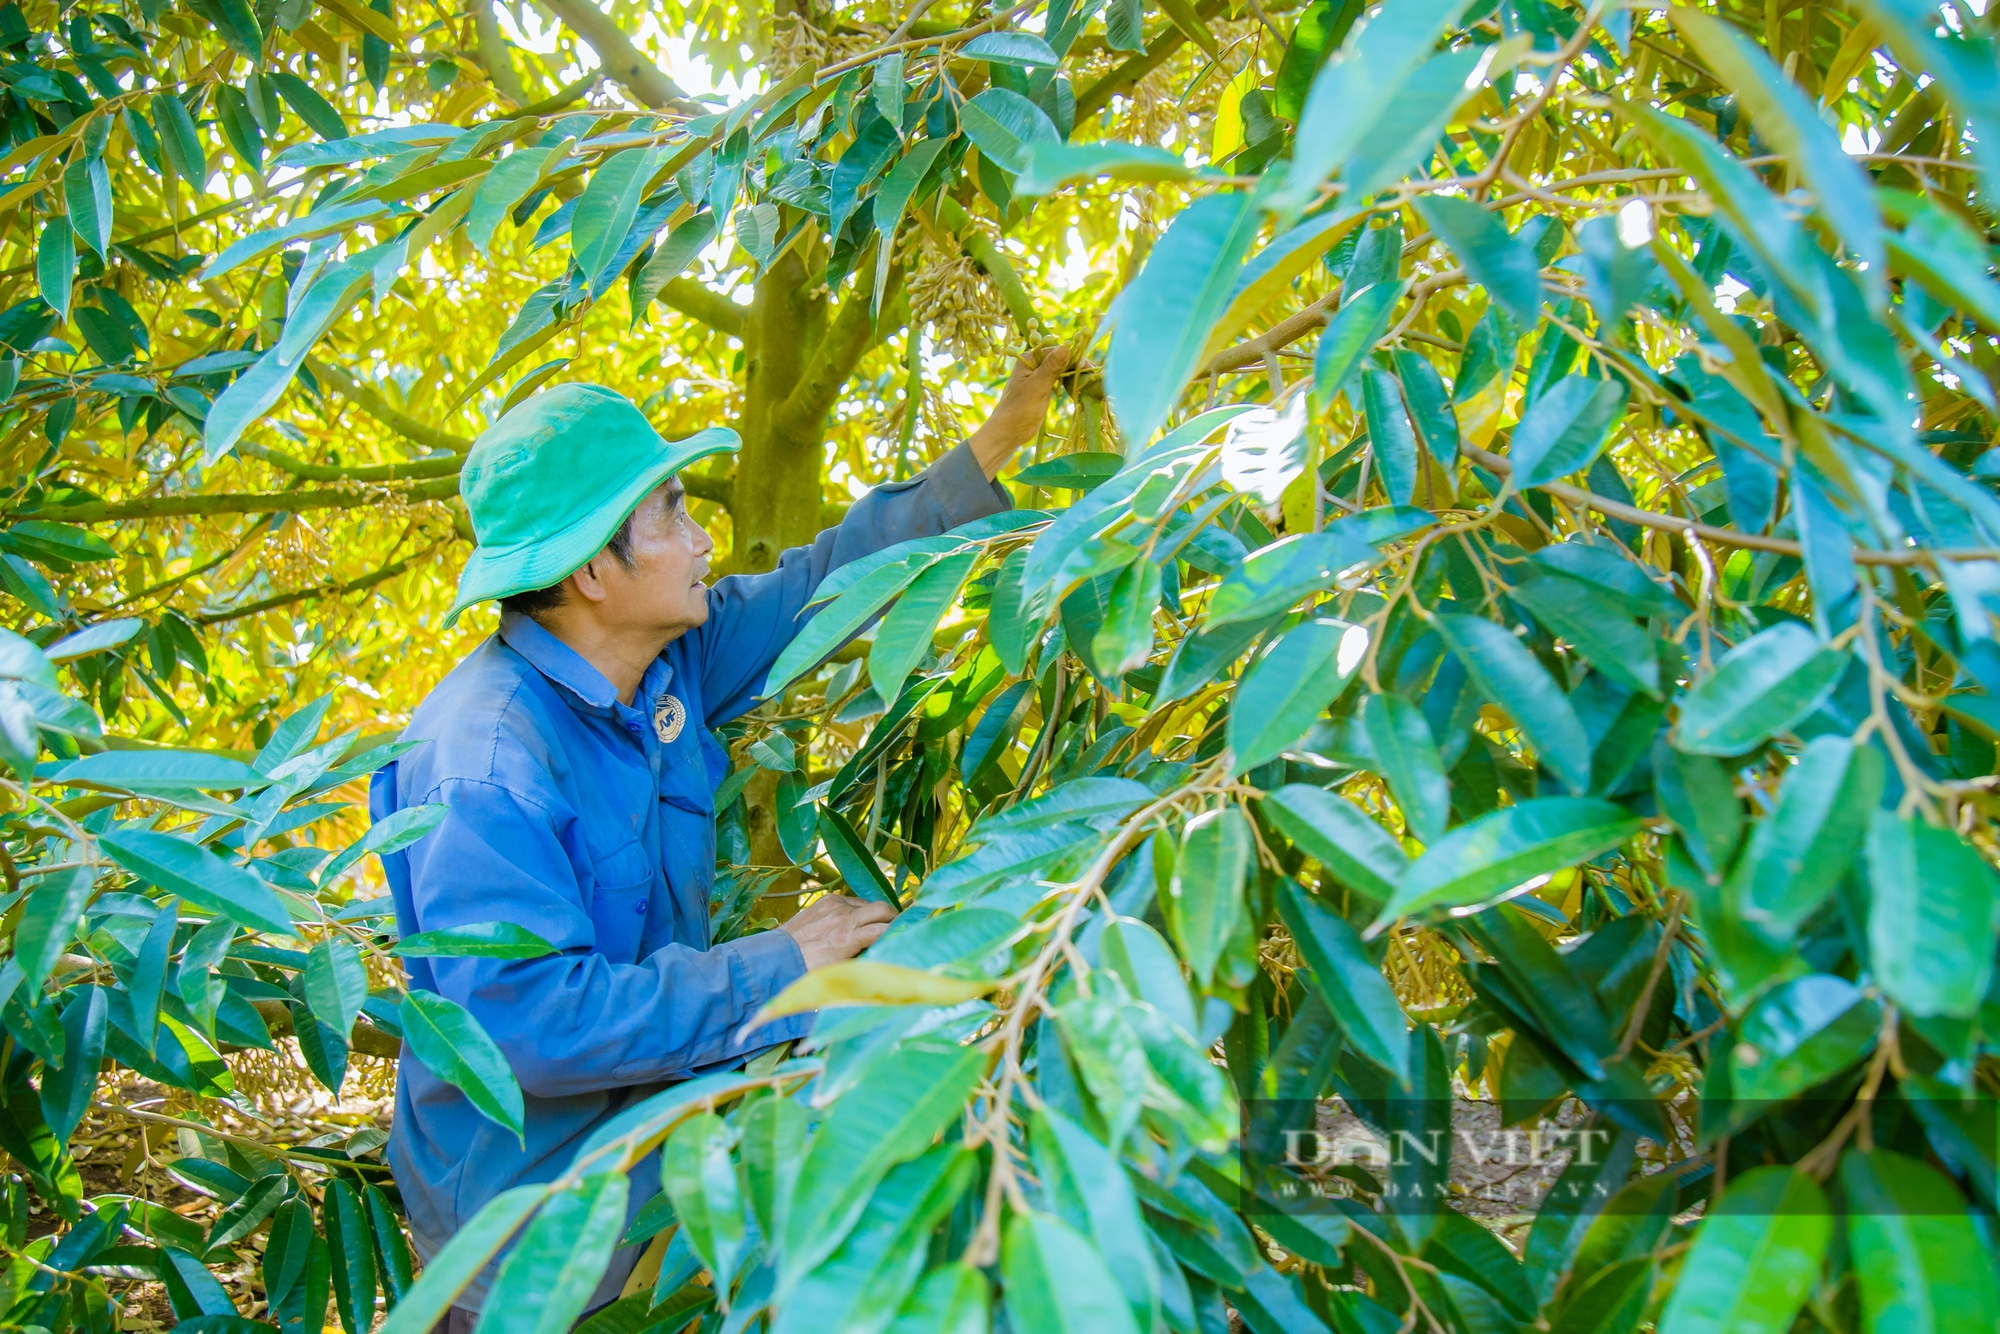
654;693;686;743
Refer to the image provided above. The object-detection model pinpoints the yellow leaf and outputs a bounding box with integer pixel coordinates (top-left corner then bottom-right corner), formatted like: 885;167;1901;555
753;961;994;1025
1211;66;1262;165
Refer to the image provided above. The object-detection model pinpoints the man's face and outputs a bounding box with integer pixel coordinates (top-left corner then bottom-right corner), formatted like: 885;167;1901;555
585;479;715;638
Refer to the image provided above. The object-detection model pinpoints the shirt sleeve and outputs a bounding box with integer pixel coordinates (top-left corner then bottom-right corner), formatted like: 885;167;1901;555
401;774;810;1098
687;439;1010;726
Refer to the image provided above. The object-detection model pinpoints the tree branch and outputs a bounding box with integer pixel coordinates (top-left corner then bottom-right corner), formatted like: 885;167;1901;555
472;0;531;107
1198;289;1341;377
658;277;748;339
239;441;463;484
1075;0;1231;120
197;544;440;624
536;0;702;112
307;359;473;455
14;476;463;523
1459;441;1981;567
776;248;904;440
250;1000;403;1060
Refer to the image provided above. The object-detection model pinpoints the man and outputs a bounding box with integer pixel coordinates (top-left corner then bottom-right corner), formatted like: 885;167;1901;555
369;350;1067;1319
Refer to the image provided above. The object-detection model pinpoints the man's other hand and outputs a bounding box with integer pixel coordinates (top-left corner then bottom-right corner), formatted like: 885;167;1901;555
968;346;1072;480
781;893;896;970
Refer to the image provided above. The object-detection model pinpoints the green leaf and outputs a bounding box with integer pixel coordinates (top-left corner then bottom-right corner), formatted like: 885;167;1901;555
871;549;977;702
1275;0;1356;123
39;985;106;1145
1726;736;1881;942
874;136;948;247
766;553;939;696
323;1179;378;1334
374;1185;551;1334
1311;279;1405;407
99;830;297;936
1373;797;1643;929
1342;47;1488;200
1652;745;1743;883
1730;974;1878;1104
782;1042;987;1281
1279;881;1408;1083
1865;812;1998;1019
480;1172;630;1334
739;1092;805;1248
365;1184;415;1304
1208;532;1376;627
573;146;664;284
1523;1126;1637;1306
201;202;392;282
320;801;448;884
1508;575;1659;697
1676;622;1849;755
212;1190;290;1286
1532;542;1680;618
1360;692;1448;842
886;1264;989;1334
189;0;265;61
774;1146;973;1334
1105;191;1265;448
1261;782;1408;905
16;866;95;991
1850;0;2000;183
963;31;1062;65
818;806;897;905
1393;347;1459;476
632;211;719;317
1030;1110;1160;1331
1362;368;1420;506
977;777;1156;837
1881;188;2000;333
1673;10;1882;305
1434;612;1592;793
1092;558;1162;680
1167;807;1252;988
398;989;526;1142
1507;376;1628;489
391;921;558;959
45;616;140;658
1415;194;1544;325
1841;1148;2000;1333
154;93;209;189
269;71;350;140
1276;0;1476;211
466;145;562;254
960;88;1059;173
1002;1211;1142;1334
63;155;111;257
304;940;368;1046
1017;141;1195;196
662;1112;748;1290
38;219;74;320
375;1186;550;1334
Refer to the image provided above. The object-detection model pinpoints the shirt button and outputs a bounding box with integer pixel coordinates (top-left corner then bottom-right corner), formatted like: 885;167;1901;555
635;899;648;914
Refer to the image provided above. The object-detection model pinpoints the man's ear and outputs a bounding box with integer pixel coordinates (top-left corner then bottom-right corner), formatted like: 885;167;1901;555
568;559;611;605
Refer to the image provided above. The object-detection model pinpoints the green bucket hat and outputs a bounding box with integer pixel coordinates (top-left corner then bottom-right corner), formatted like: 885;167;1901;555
446;383;738;626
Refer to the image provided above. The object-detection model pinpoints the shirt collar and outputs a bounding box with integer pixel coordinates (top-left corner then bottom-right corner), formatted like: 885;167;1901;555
498;610;620;711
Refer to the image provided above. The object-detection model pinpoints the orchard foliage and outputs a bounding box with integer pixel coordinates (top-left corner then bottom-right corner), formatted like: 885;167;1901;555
1;0;1999;1328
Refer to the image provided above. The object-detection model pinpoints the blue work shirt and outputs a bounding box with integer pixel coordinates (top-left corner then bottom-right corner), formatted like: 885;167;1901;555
370;442;1006;1306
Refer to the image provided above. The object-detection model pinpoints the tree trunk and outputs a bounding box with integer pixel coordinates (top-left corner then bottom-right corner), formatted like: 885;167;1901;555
732;248;832;574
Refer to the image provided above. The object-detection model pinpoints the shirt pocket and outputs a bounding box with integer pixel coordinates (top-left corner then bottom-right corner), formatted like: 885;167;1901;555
585;838;655;963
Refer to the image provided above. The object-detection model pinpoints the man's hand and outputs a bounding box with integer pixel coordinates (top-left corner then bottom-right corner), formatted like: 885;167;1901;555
781;893;896;970
968;346;1073;480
